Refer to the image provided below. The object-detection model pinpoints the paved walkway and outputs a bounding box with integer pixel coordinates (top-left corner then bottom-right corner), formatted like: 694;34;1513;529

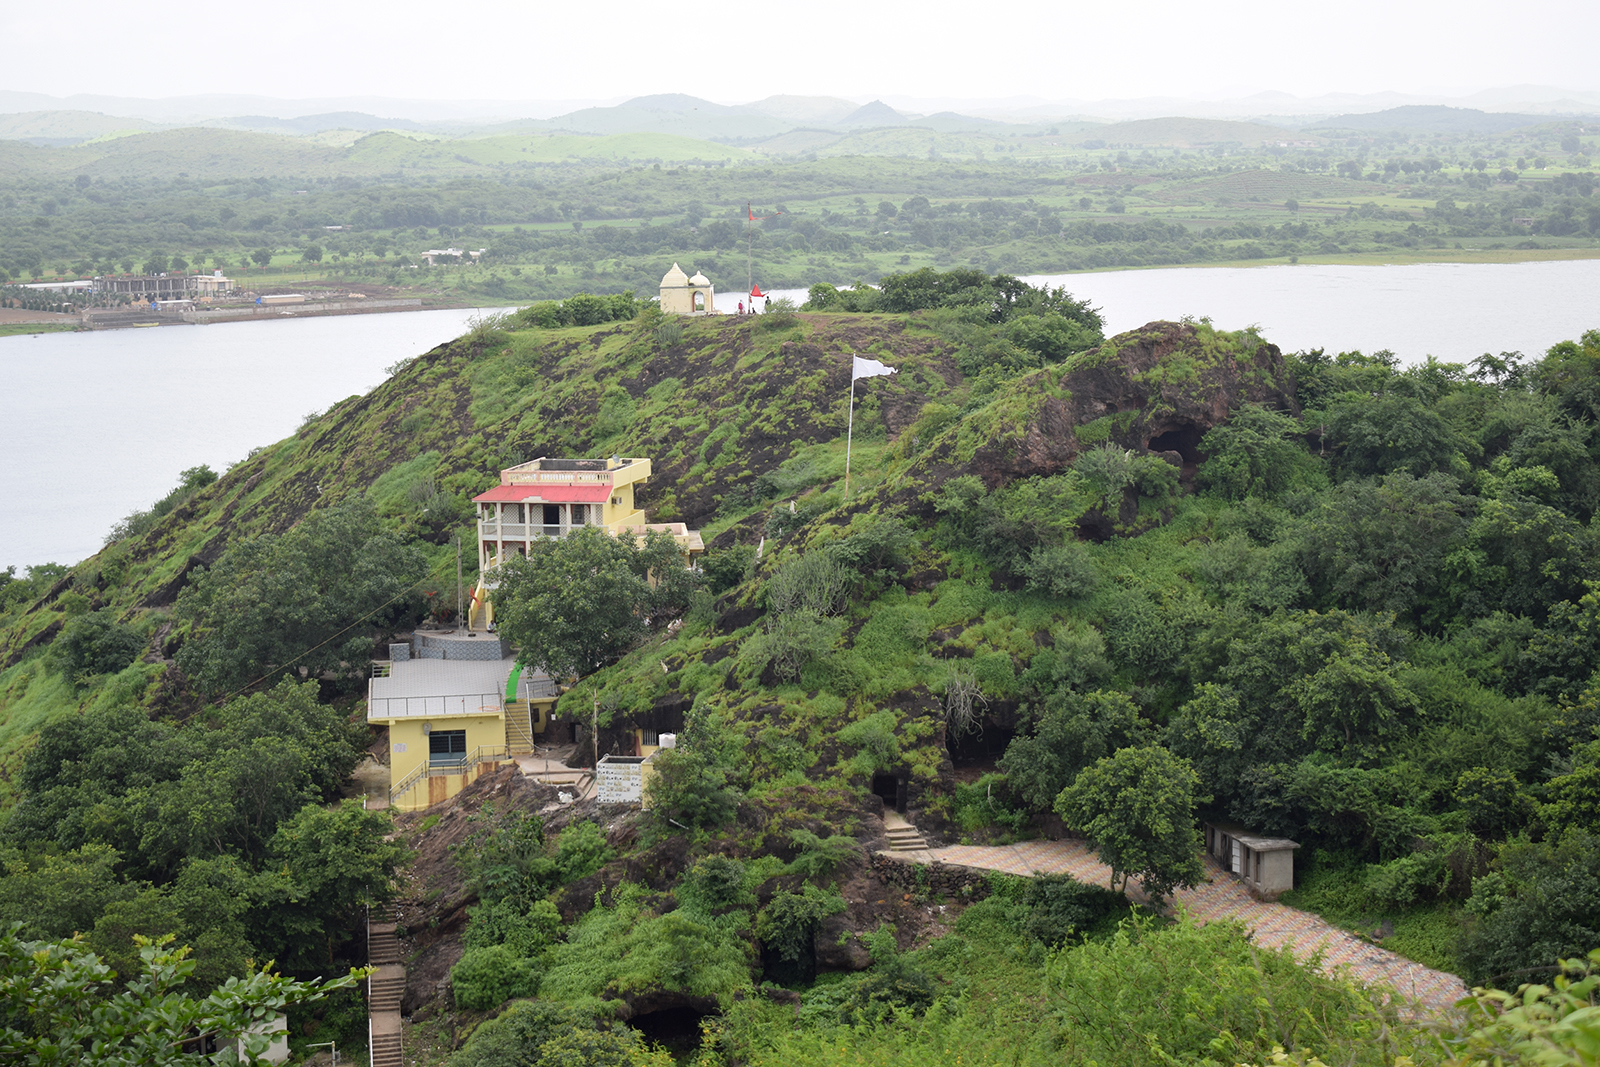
881;838;1467;1015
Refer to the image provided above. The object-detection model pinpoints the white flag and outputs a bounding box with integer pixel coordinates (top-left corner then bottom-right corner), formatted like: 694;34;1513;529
852;355;896;380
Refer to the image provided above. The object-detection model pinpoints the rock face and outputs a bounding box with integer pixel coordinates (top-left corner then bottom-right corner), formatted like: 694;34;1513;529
957;320;1299;488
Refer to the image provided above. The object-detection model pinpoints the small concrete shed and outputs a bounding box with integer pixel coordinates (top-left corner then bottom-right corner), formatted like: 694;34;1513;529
1204;820;1300;899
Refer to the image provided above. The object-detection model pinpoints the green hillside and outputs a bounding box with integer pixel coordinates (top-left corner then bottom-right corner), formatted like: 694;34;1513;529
3;274;1600;1063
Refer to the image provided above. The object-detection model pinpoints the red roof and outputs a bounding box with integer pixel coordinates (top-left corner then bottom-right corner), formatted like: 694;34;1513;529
473;483;612;504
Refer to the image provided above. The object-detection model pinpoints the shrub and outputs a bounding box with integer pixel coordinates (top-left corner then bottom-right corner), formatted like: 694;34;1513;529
702;545;756;594
786;829;859;880
1459;830;1600;985
1022;874;1127;946
451;944;542;1010
54;610;145;678
757;885;847;963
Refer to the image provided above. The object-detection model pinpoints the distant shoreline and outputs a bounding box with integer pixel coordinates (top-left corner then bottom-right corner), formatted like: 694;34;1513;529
0;297;475;337
6;247;1600;340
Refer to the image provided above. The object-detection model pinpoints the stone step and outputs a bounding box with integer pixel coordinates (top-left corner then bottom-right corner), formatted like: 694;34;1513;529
370;1034;403;1067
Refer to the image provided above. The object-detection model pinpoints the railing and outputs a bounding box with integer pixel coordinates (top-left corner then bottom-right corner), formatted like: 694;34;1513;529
388;744;513;806
366;694;503;719
477;523;585;541
371;662;392;678
503;470;617;485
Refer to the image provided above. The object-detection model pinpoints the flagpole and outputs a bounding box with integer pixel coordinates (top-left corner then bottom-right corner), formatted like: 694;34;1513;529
845;356;856;500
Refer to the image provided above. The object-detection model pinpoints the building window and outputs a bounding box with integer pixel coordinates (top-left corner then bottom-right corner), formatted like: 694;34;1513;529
572;504;587;525
429;730;467;765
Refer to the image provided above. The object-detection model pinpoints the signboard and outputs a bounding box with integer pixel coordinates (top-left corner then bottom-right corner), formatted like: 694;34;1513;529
596;756;648;804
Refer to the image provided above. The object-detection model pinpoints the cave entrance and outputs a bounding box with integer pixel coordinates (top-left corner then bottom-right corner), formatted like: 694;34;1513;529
947;722;1015;767
871;772;904;813
1147;425;1205;468
630;1006;713;1055
761;922;818;987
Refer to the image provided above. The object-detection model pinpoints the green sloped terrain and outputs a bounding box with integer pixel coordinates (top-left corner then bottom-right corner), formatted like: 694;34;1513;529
4;275;1600;1063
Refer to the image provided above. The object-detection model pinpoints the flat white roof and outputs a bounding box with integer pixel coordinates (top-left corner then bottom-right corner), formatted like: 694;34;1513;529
367;656;557;719
369;657;510;719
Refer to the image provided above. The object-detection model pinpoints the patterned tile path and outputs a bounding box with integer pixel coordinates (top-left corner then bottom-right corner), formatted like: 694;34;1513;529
880;838;1468;1016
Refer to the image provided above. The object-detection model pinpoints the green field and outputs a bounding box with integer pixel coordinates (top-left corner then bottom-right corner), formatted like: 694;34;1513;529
0;114;1594;304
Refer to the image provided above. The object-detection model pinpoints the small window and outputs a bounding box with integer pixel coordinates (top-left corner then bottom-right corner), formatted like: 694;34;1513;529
429;730;467;764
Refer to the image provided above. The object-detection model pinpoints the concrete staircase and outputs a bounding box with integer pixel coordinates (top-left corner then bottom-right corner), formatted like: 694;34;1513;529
504;700;537;755
883;812;929;852
368;907;403;1067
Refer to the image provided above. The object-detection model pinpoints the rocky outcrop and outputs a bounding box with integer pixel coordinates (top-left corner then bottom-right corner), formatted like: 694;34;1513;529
944;320;1298;490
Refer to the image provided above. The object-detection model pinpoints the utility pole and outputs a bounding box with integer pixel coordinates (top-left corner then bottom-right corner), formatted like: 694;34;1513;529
455;535;464;630
592;695;600;770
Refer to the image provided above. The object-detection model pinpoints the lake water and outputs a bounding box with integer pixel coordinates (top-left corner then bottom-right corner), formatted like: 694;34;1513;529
0;308;493;573
4;261;1598;572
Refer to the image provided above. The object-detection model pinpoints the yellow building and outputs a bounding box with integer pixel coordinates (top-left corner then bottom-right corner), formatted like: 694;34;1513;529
366;631;558;811
374;456;704;811
471;456;703;573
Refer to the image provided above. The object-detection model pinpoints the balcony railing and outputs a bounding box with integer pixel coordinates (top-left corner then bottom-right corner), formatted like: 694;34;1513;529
478;523;586;540
367;694;503;720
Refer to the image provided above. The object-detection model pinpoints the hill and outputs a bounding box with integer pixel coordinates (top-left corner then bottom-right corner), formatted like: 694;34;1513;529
1072;116;1316;146
1304;105;1569;133
4;289;1600;1060
0;109;158;145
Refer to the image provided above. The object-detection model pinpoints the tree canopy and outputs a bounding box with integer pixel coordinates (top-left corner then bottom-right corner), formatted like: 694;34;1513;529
492;527;701;681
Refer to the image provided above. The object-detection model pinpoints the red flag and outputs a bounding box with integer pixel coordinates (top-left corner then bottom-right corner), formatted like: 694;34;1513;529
748;204;755;221
751;284;765;298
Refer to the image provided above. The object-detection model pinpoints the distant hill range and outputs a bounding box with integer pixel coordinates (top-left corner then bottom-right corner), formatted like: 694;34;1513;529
1304;105;1571;133
0;92;1593;172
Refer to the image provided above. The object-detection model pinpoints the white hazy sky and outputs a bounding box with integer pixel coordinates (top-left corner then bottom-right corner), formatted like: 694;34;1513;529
3;0;1598;106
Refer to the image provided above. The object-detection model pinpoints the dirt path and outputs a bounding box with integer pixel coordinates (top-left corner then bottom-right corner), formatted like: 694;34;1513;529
879;838;1467;1015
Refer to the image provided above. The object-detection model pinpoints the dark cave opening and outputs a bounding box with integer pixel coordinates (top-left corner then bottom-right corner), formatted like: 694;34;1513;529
1147;425;1205;466
630;1006;714;1054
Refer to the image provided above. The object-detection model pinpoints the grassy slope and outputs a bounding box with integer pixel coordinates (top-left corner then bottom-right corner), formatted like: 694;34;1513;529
0;311;969;778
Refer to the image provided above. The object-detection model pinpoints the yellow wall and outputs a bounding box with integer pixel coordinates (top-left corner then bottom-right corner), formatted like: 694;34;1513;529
383;713;508;811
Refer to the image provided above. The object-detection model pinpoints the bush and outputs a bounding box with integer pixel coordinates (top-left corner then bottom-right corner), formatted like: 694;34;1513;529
701;544;755;594
1022;874;1127;945
54;610;145;677
756;885;847;964
680;856;752;912
451;944;542;1011
463;899;560;956
786;829;859;880
645;746;739;833
737;611;842;684
1459;830;1600;985
839;931;938;1024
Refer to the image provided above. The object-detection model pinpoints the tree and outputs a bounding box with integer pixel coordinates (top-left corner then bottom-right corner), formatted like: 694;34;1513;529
1458;831;1600;985
249;248;272;269
1199;404;1322;500
252;800;407;971
1295;471;1472;618
0;926;362;1066
54;609;146;678
1001;690;1151;811
300;244;323;264
1055;746;1205;904
493;528;700;681
143;252;168;275
175;496;427;694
